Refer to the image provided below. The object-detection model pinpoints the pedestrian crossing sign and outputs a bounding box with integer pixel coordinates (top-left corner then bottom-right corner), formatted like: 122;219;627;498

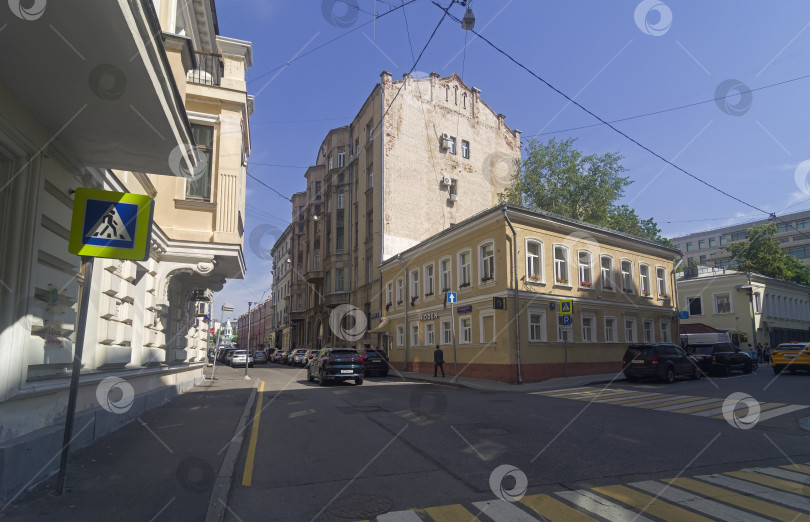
69;188;153;261
560;300;573;315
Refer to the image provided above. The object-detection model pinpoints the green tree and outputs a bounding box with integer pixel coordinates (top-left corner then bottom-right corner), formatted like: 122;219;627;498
500;137;671;245
727;224;810;284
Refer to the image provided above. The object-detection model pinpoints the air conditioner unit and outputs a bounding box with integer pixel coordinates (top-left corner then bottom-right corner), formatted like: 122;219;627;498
442;176;453;186
441;133;450;140
449;194;459;201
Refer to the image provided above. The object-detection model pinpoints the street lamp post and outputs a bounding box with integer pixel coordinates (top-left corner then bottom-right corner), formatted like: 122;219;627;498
245;301;252;380
211;303;234;381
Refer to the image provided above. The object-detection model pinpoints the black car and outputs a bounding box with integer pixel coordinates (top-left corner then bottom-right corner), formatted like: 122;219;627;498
688;342;754;376
308;348;364;386
361;349;389;377
622;343;701;383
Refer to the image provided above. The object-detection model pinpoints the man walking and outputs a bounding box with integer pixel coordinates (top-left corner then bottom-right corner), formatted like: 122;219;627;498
433;345;445;377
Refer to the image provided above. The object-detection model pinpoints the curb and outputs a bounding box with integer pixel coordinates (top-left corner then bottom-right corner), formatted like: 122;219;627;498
204;378;260;522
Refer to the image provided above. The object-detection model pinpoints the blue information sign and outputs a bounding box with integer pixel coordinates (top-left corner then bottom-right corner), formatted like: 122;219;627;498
561;315;573;326
446;292;457;304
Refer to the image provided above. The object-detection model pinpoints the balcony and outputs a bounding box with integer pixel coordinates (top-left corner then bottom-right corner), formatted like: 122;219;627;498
324;292;350;308
305;269;324;282
188;51;223;86
290;310;307;321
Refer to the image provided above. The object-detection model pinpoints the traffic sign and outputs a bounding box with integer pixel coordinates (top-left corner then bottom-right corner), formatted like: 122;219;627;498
446;292;457;304
561;315;572;326
679;311;689;319
560;300;573;315
69;188;153;261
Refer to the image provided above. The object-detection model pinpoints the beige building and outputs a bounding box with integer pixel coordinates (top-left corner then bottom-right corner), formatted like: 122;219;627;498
273;72;522;350
0;0;252;499
677;266;810;348
378;205;680;383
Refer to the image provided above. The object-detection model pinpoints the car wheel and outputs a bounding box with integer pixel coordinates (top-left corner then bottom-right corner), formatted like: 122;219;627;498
307;368;314;383
319;369;327;386
691;365;701;380
743;361;752;374
381;371;389;378
665;366;675;384
773;366;782;375
355;377;363;386
722;365;731;377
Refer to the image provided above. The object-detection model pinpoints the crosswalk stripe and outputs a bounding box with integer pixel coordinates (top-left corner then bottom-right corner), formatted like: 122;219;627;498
725;470;810;496
592;393;665;405
593;484;713;522
636;396;707;409
532;387;598;396
708;402;788;419
780;463;810;475
666;477;804;521
584;392;657;403
652;398;718;412
630;480;764;522
574;391;642;401
698;474;810;512
555;490;655;521
418;504;480;521
519;494;598;521
619;394;688;407
754;404;810;422
670;400;727;414
745;466;810;484
471;500;540;521
376;510;423;521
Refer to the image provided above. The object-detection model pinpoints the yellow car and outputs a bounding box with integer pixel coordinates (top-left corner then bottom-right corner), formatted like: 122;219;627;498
771;342;810;375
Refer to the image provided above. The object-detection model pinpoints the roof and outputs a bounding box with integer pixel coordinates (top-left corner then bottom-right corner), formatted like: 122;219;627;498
679;323;725;334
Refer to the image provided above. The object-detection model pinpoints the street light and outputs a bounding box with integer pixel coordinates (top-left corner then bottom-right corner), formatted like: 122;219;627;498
245;301;253;380
461;4;475;30
210;303;234;381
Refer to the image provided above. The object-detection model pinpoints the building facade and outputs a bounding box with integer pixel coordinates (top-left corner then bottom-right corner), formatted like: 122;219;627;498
272;72;522;351
671;209;810;268
677;266;810;348
236;297;272;351
0;0;252;500
378;205;680;383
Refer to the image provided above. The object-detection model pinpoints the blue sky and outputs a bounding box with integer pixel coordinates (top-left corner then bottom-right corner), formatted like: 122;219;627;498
213;0;810;319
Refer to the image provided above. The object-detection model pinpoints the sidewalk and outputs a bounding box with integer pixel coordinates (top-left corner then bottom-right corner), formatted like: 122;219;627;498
0;366;258;522
396;369;626;392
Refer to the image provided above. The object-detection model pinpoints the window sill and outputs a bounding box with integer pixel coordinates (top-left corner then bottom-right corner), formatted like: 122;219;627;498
479;279;496;287
175;198;216;211
602;288;616;293
458;285;473;293
578;286;594;291
554;283;573;289
525;279;545;286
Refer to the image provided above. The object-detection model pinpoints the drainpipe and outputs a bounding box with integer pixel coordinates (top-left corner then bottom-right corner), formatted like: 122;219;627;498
672;257;683;347
502;206;523;384
396;253;409;371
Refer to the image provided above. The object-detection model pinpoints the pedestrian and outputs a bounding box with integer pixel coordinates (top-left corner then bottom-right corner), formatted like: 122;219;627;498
757;343;763;363
433;345;445;377
764;344;770;364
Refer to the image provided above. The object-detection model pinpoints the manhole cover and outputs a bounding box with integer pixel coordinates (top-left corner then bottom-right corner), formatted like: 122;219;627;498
474;426;509;436
328;494;393;519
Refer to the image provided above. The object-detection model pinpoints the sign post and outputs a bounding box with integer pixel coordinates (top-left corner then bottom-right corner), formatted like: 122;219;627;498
560;300;573;378
447;292;458;378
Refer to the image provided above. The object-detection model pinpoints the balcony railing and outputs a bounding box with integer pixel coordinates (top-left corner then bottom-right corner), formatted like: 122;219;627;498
188;50;223;86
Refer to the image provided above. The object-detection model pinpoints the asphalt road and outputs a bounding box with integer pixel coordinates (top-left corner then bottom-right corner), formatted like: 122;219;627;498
223;363;810;521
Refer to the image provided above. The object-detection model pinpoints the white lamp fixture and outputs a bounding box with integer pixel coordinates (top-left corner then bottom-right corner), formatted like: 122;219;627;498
462;6;475;30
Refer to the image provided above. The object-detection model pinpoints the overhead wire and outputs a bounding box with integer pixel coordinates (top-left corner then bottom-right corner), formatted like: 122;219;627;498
247;171;293;202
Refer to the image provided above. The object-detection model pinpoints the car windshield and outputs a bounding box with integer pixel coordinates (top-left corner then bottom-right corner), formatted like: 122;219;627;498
692;344;715;355
625;347;653;359
330;350;360;358
365;351;382;357
777;344;807;351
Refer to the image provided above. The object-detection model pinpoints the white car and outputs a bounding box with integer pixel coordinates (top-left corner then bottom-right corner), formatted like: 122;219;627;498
230;350;253;367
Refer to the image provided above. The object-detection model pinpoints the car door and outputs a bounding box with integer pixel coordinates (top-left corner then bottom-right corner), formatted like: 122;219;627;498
671;345;692;375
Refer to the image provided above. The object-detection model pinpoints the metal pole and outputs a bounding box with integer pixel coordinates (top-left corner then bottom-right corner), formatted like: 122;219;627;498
564;333;568;378
56;256;94;494
211;310;225;381
245;302;252;380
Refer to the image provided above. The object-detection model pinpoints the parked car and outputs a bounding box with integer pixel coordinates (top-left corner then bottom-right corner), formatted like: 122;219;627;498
688;342;754;376
224;350;237;365
304;349;320;367
253;350;268;364
230;350;253;367
291;348;309;367
273;350;287;364
308;348;364;386
622;343;701;383
772;342;810;374
361;349;389;377
218;348;235;363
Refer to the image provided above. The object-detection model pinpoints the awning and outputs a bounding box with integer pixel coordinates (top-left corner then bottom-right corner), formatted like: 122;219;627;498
367;318;390;334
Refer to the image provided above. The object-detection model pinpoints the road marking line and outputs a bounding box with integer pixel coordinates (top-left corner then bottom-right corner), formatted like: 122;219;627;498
753;404;810;422
653;398;718;412
725;470;809;496
670;400;726;414
595;393;666;405
746;467;810;484
532;388;601;397
520;494;598;521
579;391;649;402
376;510;423;521
781;463;810;475
241;380;265;486
555;490;655;521
418;503;481;521
703;401;787;419
636;396;707;409
617;394;686;407
471;500;540;521
666;477;803;521
699;473;810;512
631;480;763;522
593;484;713;522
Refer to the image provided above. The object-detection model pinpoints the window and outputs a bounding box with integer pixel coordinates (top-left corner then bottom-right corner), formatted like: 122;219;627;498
480;313;495;343
367;210;373;238
425;323;435;345
754;292;761;313
396;278;403;304
366;165;373;188
315;181;322;201
605;317;616;342
187;124;213;200
411;324;420;346
798;219;810;230
643;320;654;343
441;321;452;344
410;269;420;299
397;326;405;347
335;268;345;291
526;240;542;281
366;120;374;142
578;251;593;288
639;264;650;296
528;310;546;342
715;293;732;314
719;235;727;245
338;149;345;167
460;317;471;343
777;223;791;233
656;267;666;296
601;256;614;290
731;231;747;241
461;140;470;159
582;315;594;342
698;239;705;249
554;246;569;284
386;282;393;306
328;155;333;170
708;237;716;247
660;321;670;342
337;190;345;209
480;242;495;281
448;136;457;154
625;318;636;343
459;251;471;287
424;264;435;296
699;255;707;265
440;258;452;291
686;242;693;252
687;296;703;316
336;211;345;250
621;260;633;293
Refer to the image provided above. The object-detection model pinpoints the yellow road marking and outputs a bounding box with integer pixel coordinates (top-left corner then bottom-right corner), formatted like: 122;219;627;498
670;401;726;414
780;463;810;475
725;470;809;496
603;394;674;405
520;493;598;521
666;477;804;521
636;396;707;409
709;402;787;419
241;380;265;486
594;484;712;522
417;504;480;521
578;391;643;402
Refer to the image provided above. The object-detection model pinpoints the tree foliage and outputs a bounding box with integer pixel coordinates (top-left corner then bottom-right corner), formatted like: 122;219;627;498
499;137;672;245
727;224;810;284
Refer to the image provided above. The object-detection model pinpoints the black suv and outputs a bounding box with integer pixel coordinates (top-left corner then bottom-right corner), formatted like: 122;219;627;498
688;342;753;376
623;344;701;383
361;349;389;377
307;348;364;386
